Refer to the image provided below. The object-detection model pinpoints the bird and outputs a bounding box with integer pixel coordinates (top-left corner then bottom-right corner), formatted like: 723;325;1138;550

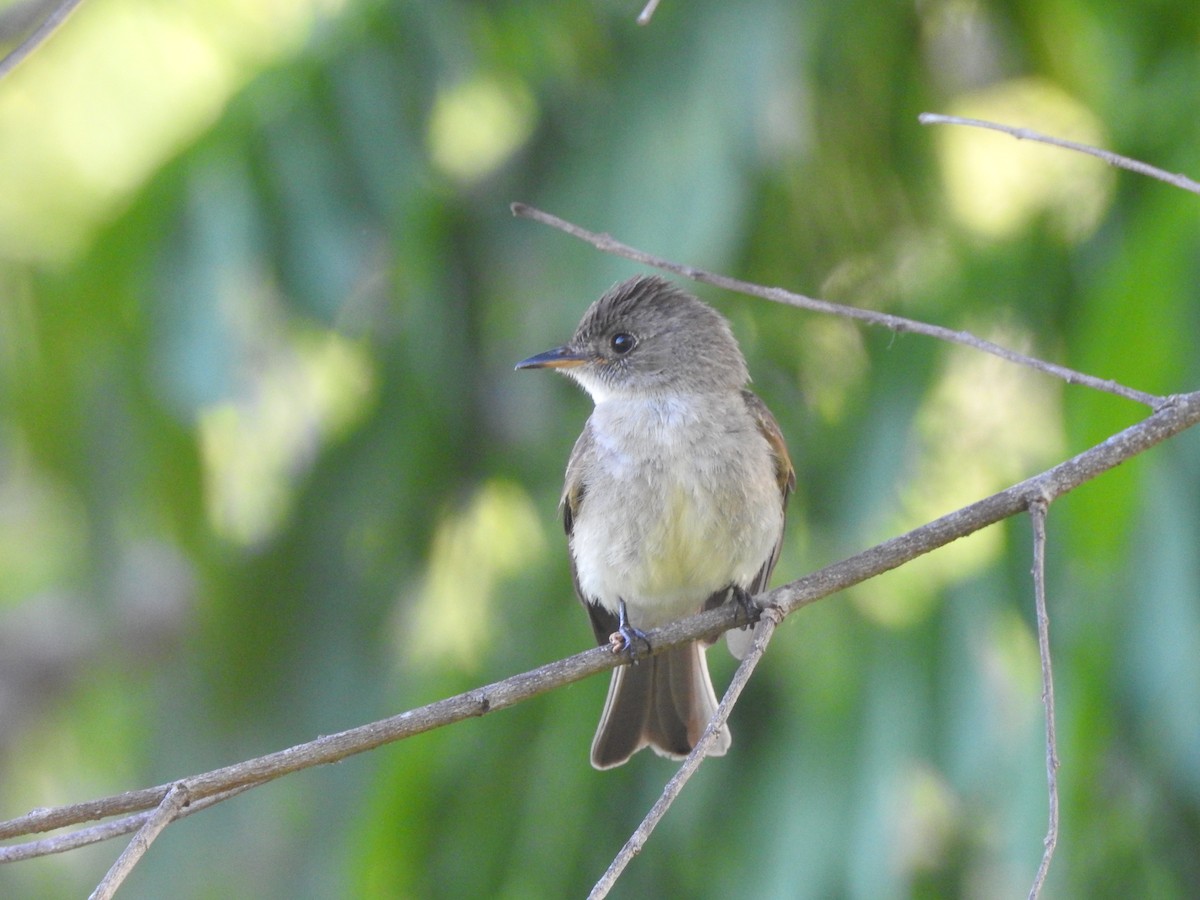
516;275;794;768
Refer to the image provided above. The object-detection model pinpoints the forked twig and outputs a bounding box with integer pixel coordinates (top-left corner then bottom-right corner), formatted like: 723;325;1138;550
89;783;189;900
3;383;1199;884
0;784;255;864
589;609;782;899
1;124;1195;886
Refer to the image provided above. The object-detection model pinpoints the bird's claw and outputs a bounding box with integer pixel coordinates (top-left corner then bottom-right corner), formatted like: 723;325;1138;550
608;599;650;661
731;586;762;627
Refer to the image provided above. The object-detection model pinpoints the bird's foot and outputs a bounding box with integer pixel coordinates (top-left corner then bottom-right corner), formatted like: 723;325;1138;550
730;586;762;627
608;599;650;661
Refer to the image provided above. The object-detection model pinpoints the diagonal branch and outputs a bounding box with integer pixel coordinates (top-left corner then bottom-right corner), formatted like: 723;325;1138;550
89;783;189;900
509;203;1163;409
766;391;1199;618
0;0;87;80
0;784;254;863
590;606;783;899
918;113;1200;197
0;643;635;847
2;391;1199;863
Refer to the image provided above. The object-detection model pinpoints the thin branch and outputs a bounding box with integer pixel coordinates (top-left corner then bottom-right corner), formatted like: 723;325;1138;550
89;783;189;900
3;391;1199;861
509;203;1163;409
0;0;54;43
918;113;1200;197
0;816;141;865
636;0;663;26
590;607;782;899
1;641;637;846
0;784;254;864
1027;500;1060;899
767;391;1200;619
0;0;86;80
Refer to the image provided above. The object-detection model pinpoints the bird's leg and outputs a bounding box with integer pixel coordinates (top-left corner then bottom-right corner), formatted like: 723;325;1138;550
730;585;761;627
608;598;650;661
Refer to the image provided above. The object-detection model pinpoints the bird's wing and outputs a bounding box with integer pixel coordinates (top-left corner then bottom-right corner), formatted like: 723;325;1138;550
721;390;795;658
742;388;795;593
561;421;620;645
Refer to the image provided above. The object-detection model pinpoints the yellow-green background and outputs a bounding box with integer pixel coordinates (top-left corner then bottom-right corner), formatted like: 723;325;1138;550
1;0;1198;896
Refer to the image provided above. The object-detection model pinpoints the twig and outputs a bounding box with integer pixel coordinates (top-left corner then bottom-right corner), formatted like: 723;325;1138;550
0;817;141;865
0;0;87;80
636;0;662;26
590;607;782;899
3;391;1199;862
0;784;254;864
0;0;53;43
768;392;1200;618
89;782;189;900
1;641;642;846
1027;500;1060;899
918;113;1200;197
509;203;1163;409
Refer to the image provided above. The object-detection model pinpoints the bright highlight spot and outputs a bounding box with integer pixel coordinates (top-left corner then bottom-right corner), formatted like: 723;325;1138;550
977;607;1041;738
199;329;374;545
0;433;88;606
936;78;1113;241
404;480;545;668
854;327;1064;627
427;75;537;183
0;0;348;261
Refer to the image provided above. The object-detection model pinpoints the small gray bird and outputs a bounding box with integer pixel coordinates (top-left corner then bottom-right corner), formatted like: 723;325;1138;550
516;275;794;768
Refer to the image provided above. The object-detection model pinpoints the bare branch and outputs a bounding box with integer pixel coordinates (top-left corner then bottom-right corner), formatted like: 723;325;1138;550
89;783;189;900
769;391;1200;619
0;785;253;863
0;0;87;80
509;203;1163;409
636;0;663;26
1027;500;1060;899
918;113;1200;197
590;607;782;899
0;642;635;847
0;0;54;43
0;816;141;864
3;390;1197;863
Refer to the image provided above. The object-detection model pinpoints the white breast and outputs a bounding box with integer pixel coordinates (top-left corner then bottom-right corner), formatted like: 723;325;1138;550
569;393;782;629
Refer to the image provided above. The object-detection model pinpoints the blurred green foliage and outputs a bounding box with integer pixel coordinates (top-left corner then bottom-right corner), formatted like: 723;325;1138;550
1;0;1199;897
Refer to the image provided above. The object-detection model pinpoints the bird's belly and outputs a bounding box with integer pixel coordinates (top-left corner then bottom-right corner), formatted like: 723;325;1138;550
641;485;733;597
571;459;778;630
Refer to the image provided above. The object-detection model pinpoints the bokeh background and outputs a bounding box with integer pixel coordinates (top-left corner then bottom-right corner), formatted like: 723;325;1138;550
1;0;1199;896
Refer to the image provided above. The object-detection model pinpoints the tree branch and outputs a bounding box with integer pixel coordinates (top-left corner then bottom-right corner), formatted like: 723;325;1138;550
0;0;87;80
509;203;1163;409
918;113;1200;197
89;783;189;900
590;606;783;899
3;390;1198;863
0;785;253;863
0;642;635;847
766;391;1198;619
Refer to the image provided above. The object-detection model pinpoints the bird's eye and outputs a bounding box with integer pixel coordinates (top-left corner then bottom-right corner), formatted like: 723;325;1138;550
610;333;636;355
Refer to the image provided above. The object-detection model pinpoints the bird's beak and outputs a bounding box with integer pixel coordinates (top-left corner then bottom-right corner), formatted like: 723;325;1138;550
514;345;591;370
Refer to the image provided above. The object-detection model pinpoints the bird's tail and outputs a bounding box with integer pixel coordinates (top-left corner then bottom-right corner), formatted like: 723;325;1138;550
590;641;730;769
